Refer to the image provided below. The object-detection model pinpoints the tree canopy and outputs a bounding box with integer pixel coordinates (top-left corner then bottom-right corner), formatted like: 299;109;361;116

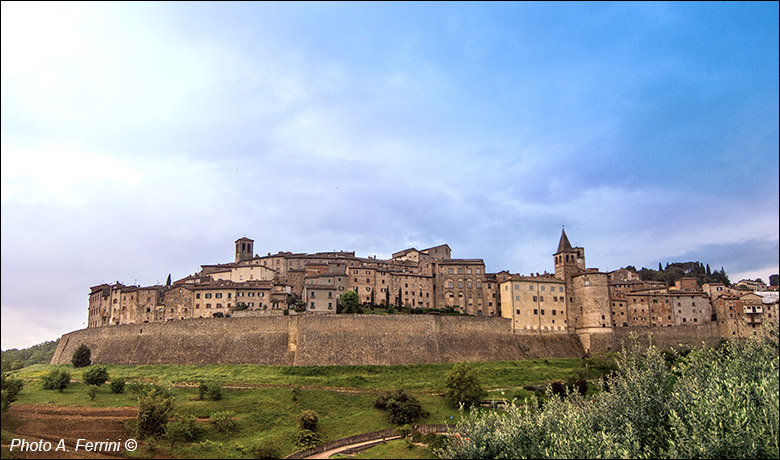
339;290;359;314
636;261;730;286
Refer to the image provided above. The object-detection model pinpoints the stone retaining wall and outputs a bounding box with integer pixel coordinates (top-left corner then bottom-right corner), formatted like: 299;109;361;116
50;315;722;366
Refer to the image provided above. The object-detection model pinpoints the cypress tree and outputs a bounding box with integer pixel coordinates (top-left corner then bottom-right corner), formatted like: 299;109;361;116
71;344;91;368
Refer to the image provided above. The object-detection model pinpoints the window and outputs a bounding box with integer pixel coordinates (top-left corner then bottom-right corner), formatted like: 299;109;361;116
467;268;472;274
533;296;537;302
196;293;201;299
540;285;545;291
476;281;482;288
533;309;538;315
528;285;533;290
458;281;463;288
448;268;453;274
216;293;222;298
448;281;454;288
205;293;212;299
541;309;545;315
540;296;544;302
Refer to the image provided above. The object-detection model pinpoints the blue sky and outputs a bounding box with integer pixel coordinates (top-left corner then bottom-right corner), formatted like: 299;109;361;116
2;2;778;349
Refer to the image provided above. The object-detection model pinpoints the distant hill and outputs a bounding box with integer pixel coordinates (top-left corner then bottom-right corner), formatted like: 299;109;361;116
1;339;59;372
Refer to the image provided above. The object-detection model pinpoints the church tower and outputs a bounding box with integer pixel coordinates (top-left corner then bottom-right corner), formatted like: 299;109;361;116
553;228;585;280
235;237;254;263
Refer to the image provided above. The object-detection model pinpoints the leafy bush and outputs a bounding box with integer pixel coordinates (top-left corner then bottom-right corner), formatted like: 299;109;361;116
291;385;302;403
438;327;780;459
211;410;239;432
42;368;71;392
71;344;91;368
198;381;223;401
137;388;174;439
127;382;172;400
444;362;486;408
83;365;109;386
87;385;98;400
165;414;203;445
294;429;325;450
1;373;24;411
375;390;428;424
296;410;319;431
110;377;126;394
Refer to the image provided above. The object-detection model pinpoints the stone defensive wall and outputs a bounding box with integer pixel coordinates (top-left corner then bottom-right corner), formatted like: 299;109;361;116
589;323;722;353
50;315;586;366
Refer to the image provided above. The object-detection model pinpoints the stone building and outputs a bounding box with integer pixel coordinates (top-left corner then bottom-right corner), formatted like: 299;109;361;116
500;275;568;333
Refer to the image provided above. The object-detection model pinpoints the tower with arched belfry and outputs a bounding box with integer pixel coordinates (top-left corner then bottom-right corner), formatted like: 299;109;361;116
235;237;254;263
554;228;585;280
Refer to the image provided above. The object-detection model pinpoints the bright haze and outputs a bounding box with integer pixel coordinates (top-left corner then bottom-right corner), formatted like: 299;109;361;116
2;2;778;349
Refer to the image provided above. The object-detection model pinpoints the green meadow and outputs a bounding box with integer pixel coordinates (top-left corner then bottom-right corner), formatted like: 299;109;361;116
3;357;611;458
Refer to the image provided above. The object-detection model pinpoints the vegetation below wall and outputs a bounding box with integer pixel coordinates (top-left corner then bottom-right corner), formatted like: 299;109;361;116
441;324;779;459
1;339;59;372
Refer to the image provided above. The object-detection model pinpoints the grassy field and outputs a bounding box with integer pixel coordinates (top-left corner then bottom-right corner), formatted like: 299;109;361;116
10;357;590;395
3;357;612;458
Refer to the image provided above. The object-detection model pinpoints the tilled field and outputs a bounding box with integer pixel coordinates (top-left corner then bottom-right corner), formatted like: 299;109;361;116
2;405;137;459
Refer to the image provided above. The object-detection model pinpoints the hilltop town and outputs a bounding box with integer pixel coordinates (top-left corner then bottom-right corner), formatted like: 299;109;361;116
87;230;777;347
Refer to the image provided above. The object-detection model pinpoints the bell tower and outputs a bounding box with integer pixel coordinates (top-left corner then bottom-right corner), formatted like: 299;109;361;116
553;228;585;280
235;237;254;263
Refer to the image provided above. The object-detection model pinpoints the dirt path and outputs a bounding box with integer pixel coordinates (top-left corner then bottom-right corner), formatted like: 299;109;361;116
2;405;137;459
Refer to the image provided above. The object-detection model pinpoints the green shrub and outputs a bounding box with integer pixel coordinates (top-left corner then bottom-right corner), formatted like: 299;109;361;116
1;373;24;411
137;388;174;439
295;429;325;450
374;390;428;424
198;381;223;401
211;410;239;433
87;385;98;400
83;365;109;386
71;344;91;368
296;410;319;431
444;362;486;408
291;384;302;403
110;377;126;394
127;382;171;400
42;368;71;392
165;414;203;445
